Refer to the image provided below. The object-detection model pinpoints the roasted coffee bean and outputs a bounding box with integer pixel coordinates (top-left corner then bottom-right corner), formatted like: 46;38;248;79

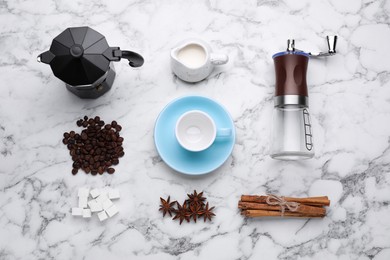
63;116;124;176
98;167;104;174
112;159;119;165
72;161;80;168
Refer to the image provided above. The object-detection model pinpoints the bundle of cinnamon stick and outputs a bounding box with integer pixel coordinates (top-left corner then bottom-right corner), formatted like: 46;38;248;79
239;195;330;218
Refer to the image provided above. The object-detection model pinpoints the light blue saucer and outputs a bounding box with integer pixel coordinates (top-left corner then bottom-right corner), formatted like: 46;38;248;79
154;96;235;175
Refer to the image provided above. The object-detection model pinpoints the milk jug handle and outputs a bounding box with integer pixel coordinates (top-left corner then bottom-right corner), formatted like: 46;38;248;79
210;53;229;65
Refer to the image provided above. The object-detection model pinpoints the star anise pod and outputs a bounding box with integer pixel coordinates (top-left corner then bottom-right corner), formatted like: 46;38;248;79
172;201;190;225
159;196;177;217
188;203;202;223
186;190;206;207
199;202;215;222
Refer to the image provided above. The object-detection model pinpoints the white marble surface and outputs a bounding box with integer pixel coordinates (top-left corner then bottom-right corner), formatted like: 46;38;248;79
1;0;390;259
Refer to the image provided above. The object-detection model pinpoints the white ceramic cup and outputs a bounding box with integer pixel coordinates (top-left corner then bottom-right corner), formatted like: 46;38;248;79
175;110;232;152
171;39;229;83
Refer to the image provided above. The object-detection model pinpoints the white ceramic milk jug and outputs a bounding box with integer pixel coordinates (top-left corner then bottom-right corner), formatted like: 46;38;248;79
170;39;229;83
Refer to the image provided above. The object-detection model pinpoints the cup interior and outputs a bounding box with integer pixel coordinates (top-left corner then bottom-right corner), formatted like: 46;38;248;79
175;110;216;152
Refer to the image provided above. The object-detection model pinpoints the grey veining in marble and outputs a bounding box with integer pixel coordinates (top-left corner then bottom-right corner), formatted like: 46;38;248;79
1;0;390;259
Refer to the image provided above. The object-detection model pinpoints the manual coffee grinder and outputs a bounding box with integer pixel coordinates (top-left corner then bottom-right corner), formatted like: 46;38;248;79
270;36;337;160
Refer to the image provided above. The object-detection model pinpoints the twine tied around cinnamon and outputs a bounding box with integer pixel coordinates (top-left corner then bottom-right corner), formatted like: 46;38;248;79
265;194;300;216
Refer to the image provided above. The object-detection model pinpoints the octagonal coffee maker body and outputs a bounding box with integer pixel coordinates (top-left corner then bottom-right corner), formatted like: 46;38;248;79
38;26;144;99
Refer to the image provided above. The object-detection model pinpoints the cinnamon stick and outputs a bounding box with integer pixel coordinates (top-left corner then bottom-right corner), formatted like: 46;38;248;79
241;195;330;207
242;209;325;218
238;201;326;216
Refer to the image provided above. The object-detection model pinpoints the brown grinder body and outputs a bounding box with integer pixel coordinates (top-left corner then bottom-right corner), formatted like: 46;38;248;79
273;52;309;107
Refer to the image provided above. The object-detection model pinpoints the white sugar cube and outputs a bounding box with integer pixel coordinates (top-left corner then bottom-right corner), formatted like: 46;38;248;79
105;204;119;217
96;194;108;205
102;198;113;210
83;209;91;218
99;191;108;198
97;211;108;221
88;200;103;212
87;199;95;208
108;190;120;200
71;208;83;216
78;196;88;208
78;188;90;198
90;189;101;199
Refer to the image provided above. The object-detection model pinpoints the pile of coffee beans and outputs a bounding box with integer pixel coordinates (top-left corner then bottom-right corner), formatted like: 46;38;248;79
62;116;124;175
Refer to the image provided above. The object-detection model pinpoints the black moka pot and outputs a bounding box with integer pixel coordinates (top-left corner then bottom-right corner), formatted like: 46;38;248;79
38;26;144;99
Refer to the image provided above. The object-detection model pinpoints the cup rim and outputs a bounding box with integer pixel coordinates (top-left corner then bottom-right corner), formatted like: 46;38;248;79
175;110;216;152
